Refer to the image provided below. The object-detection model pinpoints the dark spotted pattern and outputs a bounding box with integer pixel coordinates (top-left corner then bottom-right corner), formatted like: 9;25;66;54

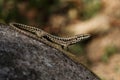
9;22;90;48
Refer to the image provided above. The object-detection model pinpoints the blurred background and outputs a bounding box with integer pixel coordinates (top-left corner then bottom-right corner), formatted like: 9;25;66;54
0;0;120;80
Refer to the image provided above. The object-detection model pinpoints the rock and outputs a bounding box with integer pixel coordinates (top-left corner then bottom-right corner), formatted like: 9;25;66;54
0;23;100;80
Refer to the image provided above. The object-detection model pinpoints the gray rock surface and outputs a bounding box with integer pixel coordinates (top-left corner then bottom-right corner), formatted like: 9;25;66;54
0;23;100;80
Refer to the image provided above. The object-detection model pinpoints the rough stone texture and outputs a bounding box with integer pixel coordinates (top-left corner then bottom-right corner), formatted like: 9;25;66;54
0;23;100;80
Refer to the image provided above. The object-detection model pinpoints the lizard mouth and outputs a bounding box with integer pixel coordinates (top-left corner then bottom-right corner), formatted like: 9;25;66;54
82;34;91;39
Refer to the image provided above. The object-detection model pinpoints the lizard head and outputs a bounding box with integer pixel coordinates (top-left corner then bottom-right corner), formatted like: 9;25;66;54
80;34;91;40
74;34;91;42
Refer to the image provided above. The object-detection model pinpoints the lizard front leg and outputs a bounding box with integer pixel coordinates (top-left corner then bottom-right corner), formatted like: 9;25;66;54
35;31;47;37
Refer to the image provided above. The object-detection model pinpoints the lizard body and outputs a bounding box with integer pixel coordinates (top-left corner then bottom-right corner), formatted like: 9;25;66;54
9;22;90;63
9;22;90;49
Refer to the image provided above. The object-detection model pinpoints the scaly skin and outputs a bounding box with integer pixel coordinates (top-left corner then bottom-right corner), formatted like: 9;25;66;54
9;22;90;64
9;22;90;48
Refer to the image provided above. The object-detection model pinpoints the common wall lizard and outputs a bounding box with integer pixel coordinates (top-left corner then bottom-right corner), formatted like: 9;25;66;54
9;22;90;48
9;22;90;63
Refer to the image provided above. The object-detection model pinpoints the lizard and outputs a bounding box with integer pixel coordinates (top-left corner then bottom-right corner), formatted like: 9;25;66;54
9;22;90;64
9;22;90;49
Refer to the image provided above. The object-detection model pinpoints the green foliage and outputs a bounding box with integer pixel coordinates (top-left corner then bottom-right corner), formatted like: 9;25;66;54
0;0;102;24
101;45;118;63
68;43;84;55
114;65;120;73
0;0;60;24
81;0;102;20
